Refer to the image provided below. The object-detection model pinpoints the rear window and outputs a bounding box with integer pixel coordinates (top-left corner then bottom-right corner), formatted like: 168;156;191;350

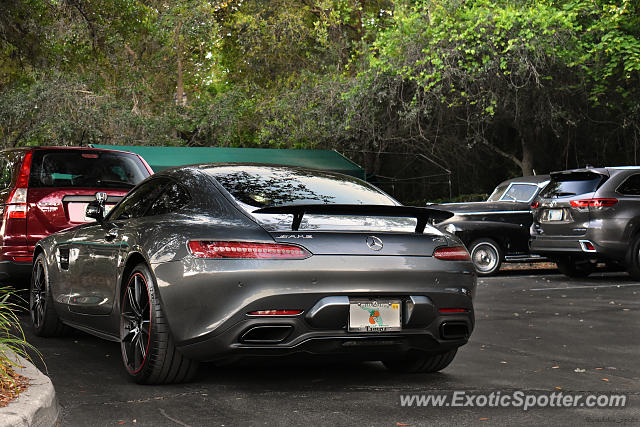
29;150;149;188
487;182;509;201
205;165;397;208
540;172;605;198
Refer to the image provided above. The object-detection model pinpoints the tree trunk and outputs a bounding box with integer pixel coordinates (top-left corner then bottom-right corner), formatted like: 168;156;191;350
175;21;186;107
520;138;534;176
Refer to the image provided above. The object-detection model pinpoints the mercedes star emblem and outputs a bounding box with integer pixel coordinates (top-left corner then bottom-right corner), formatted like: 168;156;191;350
366;236;383;251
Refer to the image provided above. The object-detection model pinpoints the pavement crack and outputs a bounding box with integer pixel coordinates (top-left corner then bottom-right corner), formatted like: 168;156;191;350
101;390;206;406
159;408;192;427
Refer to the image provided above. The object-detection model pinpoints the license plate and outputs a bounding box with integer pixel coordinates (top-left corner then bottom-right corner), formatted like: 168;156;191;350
547;209;563;221
348;299;402;332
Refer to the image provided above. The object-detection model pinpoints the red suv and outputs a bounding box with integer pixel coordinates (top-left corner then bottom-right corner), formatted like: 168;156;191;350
0;147;153;285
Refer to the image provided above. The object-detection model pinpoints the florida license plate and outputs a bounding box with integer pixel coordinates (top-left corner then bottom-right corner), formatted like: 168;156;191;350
348;299;402;332
547;209;563;221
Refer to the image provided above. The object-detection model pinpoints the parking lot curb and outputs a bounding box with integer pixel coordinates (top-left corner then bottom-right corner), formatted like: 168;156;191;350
0;350;58;427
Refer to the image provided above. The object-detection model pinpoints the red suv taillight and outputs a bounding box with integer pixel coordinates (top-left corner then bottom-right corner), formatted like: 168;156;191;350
570;198;617;208
4;151;32;220
433;246;471;261
188;241;311;259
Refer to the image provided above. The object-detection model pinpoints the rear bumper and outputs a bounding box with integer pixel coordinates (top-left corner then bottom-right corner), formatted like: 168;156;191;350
178;321;472;363
151;255;476;361
175;294;474;361
529;234;625;260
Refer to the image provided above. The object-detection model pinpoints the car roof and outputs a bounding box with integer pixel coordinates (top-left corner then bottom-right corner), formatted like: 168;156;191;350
176;162;354;179
605;166;640;172
0;146;141;156
549;166;640;177
498;175;550;185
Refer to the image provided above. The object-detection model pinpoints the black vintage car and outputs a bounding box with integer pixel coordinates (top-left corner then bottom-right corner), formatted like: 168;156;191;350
432;175;549;275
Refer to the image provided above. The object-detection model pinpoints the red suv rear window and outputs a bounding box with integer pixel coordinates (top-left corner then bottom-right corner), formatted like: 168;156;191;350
28;150;149;189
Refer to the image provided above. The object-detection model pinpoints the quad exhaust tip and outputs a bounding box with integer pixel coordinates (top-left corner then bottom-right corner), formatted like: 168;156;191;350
440;322;469;340
240;325;293;344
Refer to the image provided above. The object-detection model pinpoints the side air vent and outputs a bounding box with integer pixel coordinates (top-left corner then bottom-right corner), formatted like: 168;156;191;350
58;248;70;270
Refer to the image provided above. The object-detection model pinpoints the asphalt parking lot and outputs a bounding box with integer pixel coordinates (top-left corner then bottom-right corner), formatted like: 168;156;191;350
20;268;640;426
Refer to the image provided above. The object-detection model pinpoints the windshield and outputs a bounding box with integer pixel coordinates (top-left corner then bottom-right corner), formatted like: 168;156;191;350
29;150;149;188
206;165;397;208
499;183;539;202
540;172;605;198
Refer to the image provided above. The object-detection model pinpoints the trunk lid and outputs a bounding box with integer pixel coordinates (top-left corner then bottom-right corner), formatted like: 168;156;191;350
252;206;451;256
269;228;448;257
26;188;126;246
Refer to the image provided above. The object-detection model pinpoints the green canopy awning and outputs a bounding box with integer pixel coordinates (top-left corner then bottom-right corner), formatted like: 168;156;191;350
90;145;364;179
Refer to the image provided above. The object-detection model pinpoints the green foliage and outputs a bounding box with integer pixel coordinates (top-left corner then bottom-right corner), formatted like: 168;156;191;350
0;287;42;395
1;0;640;200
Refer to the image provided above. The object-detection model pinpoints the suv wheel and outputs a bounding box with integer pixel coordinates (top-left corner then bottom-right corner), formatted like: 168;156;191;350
469;239;502;276
556;258;594;278
625;235;640;280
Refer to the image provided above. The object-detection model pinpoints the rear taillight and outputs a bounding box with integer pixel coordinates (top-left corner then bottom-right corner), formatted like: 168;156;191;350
6;188;28;218
439;308;469;313
4;151;32;219
570;198;617;208
188;241;311;259
433;246;471;261
248;310;302;316
530;201;540;209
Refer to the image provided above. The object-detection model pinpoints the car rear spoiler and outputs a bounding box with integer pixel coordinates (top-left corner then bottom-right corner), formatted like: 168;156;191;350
252;204;454;233
550;168;609;179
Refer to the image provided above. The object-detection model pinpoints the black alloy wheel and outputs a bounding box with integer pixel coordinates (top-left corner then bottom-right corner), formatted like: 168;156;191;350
120;272;152;375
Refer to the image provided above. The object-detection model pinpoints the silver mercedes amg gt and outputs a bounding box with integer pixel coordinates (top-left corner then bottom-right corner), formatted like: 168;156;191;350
30;164;476;384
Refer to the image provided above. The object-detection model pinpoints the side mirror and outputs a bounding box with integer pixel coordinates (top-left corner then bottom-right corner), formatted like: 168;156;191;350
86;201;104;222
86;192;108;223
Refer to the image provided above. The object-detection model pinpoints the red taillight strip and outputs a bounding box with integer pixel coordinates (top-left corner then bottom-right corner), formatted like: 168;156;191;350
433;246;471;261
247;310;303;316
16;151;32;188
4;151;32;220
188;241;311;259
439;308;469;313
570;198;617;208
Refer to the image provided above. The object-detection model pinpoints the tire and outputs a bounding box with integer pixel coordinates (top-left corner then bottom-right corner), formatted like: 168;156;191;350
469;238;503;276
30;253;67;337
556;258;594;278
625;234;640;280
382;348;458;373
120;263;198;384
